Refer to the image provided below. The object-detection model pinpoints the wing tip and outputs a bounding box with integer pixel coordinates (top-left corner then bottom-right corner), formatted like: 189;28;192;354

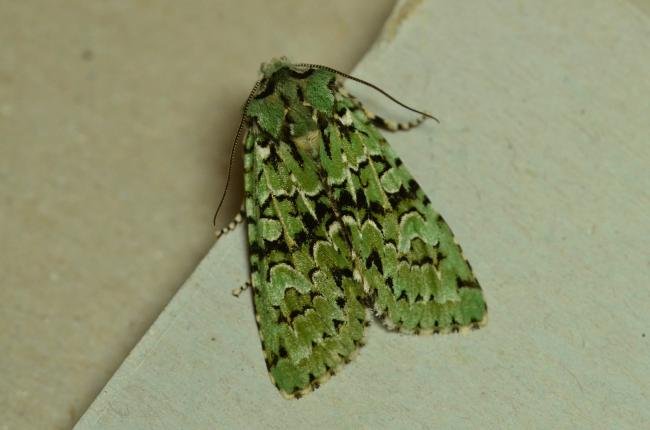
271;311;372;399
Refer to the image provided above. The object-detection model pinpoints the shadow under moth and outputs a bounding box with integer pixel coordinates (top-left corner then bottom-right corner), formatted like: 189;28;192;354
214;57;487;399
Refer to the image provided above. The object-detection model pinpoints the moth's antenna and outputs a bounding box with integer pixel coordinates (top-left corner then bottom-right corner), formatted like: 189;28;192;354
213;79;262;227
294;63;439;123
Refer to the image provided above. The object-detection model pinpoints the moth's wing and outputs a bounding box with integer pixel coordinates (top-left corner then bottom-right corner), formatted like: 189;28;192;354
243;130;369;398
334;93;487;334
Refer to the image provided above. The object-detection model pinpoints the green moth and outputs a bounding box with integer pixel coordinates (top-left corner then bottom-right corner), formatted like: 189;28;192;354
215;58;487;398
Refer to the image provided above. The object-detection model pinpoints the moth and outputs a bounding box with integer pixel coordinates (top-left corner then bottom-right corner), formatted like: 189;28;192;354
214;58;487;398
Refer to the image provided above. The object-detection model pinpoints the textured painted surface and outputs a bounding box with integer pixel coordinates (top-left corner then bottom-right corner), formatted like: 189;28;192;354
76;0;649;428
242;60;485;396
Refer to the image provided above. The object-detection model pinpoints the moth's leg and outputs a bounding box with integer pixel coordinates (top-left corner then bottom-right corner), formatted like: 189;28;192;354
338;87;427;132
214;203;249;297
231;281;251;297
363;108;427;132
214;203;245;239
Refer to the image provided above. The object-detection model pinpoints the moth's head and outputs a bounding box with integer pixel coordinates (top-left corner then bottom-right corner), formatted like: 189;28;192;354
260;57;294;80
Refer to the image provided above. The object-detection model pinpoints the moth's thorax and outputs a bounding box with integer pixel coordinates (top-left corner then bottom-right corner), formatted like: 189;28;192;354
291;127;322;158
246;60;337;160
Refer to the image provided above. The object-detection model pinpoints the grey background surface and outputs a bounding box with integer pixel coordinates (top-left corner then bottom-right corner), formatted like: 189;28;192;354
75;0;649;428
0;1;395;428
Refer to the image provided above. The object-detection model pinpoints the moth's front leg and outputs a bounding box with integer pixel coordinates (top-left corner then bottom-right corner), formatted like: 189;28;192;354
337;86;432;132
214;202;245;239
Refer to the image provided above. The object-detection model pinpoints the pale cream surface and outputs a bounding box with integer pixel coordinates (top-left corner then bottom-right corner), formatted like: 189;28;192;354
74;0;650;428
0;1;395;428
